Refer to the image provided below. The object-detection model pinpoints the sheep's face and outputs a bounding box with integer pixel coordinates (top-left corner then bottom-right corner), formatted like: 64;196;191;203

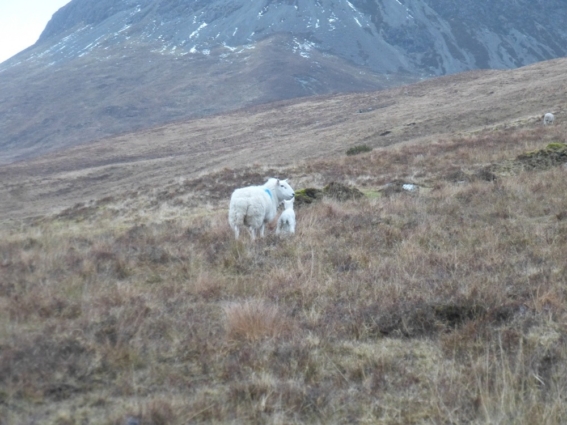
276;180;295;202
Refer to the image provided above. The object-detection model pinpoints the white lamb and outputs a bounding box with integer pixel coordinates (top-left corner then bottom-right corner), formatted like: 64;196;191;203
543;112;555;125
228;178;295;240
276;198;296;237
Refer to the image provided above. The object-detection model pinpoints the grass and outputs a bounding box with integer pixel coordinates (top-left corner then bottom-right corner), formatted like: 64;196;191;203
1;123;567;424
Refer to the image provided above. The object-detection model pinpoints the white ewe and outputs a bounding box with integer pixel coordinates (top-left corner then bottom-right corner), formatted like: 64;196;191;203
543;112;555;125
276;198;296;237
228;178;295;240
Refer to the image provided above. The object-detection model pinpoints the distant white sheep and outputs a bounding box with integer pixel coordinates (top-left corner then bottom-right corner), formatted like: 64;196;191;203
543;112;555;125
229;178;295;240
276;198;296;237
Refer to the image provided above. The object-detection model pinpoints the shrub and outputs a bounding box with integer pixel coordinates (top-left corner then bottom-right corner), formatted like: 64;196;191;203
346;144;372;156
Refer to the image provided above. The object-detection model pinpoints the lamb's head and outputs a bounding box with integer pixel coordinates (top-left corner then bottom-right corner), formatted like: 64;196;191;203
271;179;295;203
283;198;294;210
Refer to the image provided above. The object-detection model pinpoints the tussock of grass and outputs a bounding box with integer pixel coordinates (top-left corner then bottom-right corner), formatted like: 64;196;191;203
2;124;567;423
224;299;291;342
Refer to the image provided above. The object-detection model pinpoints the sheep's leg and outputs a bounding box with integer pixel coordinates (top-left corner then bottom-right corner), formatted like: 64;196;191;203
259;223;266;238
234;226;240;239
248;227;256;241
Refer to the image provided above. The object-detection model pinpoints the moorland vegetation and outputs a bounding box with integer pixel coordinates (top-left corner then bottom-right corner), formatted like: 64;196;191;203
1;118;567;424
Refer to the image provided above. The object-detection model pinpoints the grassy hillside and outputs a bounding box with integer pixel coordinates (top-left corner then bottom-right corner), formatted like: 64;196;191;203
2;57;566;221
1;116;567;423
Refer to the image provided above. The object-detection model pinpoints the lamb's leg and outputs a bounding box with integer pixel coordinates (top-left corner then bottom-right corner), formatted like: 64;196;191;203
234;226;240;239
259;223;266;238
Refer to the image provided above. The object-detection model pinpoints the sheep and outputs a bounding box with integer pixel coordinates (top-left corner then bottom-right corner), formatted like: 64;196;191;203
543;112;555;125
276;198;296;237
228;178;295;240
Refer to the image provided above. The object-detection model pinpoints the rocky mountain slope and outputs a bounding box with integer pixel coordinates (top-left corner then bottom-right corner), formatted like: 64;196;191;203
1;0;566;163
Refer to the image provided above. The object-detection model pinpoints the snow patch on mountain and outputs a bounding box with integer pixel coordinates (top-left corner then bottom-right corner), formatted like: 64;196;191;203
2;0;567;79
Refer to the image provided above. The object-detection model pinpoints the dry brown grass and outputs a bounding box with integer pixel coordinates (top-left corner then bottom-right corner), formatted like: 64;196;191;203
1;64;567;423
224;299;292;342
2;127;567;424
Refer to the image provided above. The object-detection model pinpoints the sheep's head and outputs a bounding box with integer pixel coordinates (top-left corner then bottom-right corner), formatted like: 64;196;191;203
274;179;295;202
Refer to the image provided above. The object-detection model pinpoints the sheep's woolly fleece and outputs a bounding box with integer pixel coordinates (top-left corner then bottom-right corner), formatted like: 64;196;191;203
229;178;295;240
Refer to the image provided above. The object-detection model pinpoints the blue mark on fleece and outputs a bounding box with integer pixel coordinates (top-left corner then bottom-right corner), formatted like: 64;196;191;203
264;188;273;199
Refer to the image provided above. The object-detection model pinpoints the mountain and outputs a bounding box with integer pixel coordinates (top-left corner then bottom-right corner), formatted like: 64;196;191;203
1;0;567;163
